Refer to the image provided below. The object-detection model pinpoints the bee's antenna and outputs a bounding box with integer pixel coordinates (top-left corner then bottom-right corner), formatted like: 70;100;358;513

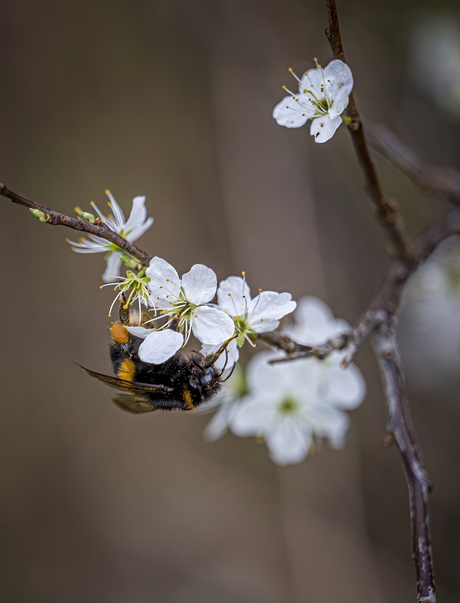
221;362;236;383
217;347;230;378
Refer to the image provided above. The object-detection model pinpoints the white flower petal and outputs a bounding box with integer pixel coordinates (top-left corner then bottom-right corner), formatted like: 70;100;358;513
138;330;184;364
308;405;350;449
231;395;277;437
299;67;324;93
324;59;354;95
272;95;311;128
245;351;289;396
217;276;251;316
250;318;280;333
192;306;235;345
125;326;152;339
310;115;343;143
204;401;240;442
123;196;147;234
287;296;349;344
328;87;350;120
325;360;366;410
248;291;296;323
182;264;217;305
266;417;312;465
146;257;181;303
105;190;126;230
102;252;122;283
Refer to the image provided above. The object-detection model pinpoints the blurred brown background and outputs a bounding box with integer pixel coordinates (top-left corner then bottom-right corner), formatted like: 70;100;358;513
1;0;460;601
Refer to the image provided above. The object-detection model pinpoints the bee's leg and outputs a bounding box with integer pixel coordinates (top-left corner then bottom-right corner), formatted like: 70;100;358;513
118;293;130;324
203;334;237;369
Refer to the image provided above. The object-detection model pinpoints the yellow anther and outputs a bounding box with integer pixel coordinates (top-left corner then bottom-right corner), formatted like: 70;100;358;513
314;57;318;61
166;278;170;282
288;67;293;72
227;292;232;296
258;288;262;293
90;201;95;206
282;85;287;90
105;189;111;195
260;318;264;321
241;271;246;276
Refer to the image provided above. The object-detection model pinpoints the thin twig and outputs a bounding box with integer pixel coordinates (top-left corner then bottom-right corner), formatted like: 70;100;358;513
373;319;436;603
367;121;460;207
0;183;152;267
325;0;414;263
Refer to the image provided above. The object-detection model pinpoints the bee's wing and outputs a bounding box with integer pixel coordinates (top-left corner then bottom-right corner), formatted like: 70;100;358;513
77;364;173;396
112;394;160;414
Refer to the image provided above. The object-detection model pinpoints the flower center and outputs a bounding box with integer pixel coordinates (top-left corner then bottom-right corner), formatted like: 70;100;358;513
102;269;151;318
278;397;300;415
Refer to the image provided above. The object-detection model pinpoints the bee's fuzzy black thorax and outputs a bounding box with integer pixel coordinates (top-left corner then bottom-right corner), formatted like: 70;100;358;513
104;322;224;412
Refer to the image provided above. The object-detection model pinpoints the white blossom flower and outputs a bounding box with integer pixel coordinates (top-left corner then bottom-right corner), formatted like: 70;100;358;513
282;296;366;407
68;190;154;282
203;296;366;465
201;274;296;370
231;351;360;465
125;257;235;364
273;59;353;142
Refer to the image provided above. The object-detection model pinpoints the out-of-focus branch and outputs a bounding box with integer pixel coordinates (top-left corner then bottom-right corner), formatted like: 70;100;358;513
264;207;460;365
325;0;414;263
367;121;460;207
373;319;436;603
267;308;386;367
0;183;152;267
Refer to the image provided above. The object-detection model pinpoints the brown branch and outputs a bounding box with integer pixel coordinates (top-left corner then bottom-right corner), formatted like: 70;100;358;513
0;183;152;267
266;309;386;366
325;0;414;264
373;319;436;603
366;121;460;207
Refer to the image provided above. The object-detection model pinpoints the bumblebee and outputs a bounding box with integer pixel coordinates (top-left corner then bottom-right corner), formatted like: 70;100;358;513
79;305;230;414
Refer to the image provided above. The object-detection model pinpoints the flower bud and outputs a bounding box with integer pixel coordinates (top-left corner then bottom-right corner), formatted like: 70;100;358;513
74;206;96;223
29;208;50;223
